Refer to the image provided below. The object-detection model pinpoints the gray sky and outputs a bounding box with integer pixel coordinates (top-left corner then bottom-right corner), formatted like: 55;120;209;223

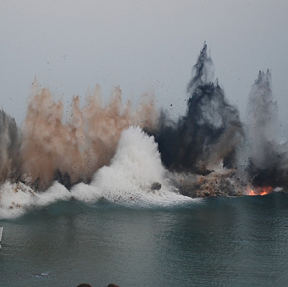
1;0;288;126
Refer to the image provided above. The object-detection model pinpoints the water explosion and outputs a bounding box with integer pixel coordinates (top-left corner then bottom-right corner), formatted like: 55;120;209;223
0;44;286;217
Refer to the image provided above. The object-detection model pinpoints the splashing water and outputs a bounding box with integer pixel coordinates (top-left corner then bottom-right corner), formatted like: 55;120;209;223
0;127;192;218
0;44;288;219
71;126;192;206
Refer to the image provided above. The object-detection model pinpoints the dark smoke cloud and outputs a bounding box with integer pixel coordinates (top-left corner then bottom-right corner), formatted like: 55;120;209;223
0;110;20;182
151;44;244;174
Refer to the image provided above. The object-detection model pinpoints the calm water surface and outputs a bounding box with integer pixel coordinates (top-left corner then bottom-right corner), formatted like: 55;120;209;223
1;192;288;287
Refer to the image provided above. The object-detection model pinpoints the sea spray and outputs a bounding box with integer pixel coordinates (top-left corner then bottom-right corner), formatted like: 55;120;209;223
0;181;70;219
71;126;191;206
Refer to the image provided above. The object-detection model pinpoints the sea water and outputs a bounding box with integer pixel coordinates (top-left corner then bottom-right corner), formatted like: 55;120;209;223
1;192;288;287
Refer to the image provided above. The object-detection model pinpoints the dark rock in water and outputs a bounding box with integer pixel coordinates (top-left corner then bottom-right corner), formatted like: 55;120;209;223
151;182;162;190
32;177;40;191
54;169;72;190
107;284;120;287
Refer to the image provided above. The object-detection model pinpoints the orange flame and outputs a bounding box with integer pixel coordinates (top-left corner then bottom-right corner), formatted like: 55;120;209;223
246;186;273;196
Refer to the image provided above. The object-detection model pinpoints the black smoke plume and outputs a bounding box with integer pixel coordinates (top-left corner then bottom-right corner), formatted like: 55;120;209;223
151;44;244;175
0;110;20;182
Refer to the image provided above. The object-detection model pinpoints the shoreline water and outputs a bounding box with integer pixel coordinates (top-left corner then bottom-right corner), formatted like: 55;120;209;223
1;192;288;287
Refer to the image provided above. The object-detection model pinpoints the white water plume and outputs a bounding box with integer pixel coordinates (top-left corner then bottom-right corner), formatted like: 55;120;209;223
71;126;192;206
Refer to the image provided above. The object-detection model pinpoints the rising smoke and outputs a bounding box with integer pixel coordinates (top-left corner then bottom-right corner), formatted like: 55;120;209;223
0;44;287;197
244;70;288;188
151;44;244;174
0;110;20;182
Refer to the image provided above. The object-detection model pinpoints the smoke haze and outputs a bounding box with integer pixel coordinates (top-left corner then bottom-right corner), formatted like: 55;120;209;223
244;70;288;188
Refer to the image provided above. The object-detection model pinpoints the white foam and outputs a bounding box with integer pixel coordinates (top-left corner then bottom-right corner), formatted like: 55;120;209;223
71;126;192;206
0;181;70;219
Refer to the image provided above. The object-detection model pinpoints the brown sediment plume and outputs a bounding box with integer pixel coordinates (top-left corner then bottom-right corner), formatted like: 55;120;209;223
20;81;158;190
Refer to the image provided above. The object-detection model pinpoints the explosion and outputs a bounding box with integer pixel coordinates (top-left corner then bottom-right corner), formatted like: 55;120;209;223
246;186;274;196
0;44;287;198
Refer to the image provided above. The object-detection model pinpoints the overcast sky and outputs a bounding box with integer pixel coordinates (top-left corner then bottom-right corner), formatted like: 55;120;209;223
1;0;288;126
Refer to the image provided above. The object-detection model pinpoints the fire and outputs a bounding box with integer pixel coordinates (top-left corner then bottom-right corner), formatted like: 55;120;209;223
246;186;273;196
